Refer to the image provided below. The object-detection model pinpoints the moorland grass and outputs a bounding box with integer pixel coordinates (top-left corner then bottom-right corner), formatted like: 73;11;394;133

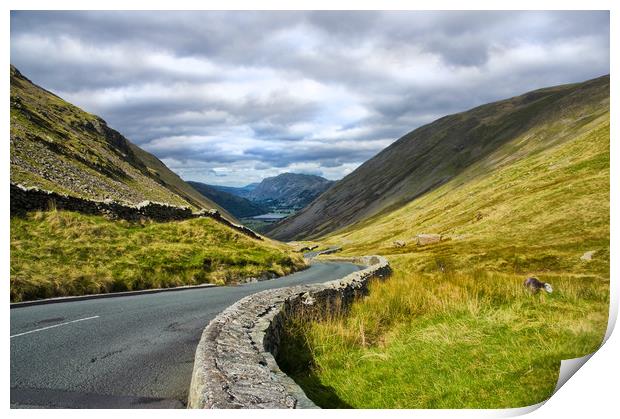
279;262;608;408
10;211;306;302
278;114;610;408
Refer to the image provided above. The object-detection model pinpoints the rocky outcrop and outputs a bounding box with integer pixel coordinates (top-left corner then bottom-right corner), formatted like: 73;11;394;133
188;255;390;409
415;234;442;245
580;250;596;261
10;183;262;240
297;244;318;253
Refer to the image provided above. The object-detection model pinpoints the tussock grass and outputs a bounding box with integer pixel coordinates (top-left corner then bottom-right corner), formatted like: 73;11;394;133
10;211;306;302
279;111;609;407
280;261;608;408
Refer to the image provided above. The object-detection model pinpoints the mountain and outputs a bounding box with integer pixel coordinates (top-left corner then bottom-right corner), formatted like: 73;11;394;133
280;77;609;409
207;174;334;211
10;65;308;302
209;183;259;199
187;181;268;218
269;75;610;241
9;65;233;219
246;173;335;209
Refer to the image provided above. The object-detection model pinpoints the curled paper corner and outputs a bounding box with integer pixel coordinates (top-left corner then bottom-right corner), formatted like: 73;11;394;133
500;306;618;417
494;354;597;418
550;301;617;397
494;401;546;417
553;353;595;394
603;298;618;343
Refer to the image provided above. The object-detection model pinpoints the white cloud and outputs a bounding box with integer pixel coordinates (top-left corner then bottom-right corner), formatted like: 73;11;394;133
10;11;609;185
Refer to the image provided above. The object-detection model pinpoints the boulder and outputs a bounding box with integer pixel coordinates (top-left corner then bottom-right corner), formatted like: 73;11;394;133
580;250;596;261
415;234;442;246
392;240;406;248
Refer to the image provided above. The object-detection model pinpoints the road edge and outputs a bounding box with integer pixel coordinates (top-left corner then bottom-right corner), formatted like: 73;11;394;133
9;283;218;308
187;255;390;409
10;262;313;309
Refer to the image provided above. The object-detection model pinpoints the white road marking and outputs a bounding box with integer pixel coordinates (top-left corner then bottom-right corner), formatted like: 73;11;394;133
10;315;100;338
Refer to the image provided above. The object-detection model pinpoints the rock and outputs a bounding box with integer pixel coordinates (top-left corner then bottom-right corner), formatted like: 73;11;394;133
392;240;406;248
298;244;318;252
415;234;442;246
580;250;596;261
301;292;315;305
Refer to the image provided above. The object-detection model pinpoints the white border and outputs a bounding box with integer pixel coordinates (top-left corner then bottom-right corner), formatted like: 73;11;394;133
2;1;617;418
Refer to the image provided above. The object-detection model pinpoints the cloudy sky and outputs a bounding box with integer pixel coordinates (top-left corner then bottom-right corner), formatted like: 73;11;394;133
10;11;609;186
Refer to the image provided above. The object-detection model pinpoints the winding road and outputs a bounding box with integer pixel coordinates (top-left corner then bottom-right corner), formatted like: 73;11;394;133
10;260;362;408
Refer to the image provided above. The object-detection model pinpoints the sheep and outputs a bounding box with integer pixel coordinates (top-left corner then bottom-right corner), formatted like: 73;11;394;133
523;277;553;294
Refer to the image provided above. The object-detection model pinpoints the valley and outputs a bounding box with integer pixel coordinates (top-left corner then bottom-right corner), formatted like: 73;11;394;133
9;66;307;302
189;173;335;233
9;64;610;410
275;75;610;408
8;10;612;412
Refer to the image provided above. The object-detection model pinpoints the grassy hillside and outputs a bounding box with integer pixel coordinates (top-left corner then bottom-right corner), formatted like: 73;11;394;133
270;75;609;241
9;65;302;303
278;77;609;408
11;210;306;302
128;145;235;219
10;65;231;217
188;181;268;218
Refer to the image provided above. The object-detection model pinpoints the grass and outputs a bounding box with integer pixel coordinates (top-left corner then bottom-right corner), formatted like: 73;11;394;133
277;110;609;407
279;264;608;408
238;218;277;234
10;210;307;302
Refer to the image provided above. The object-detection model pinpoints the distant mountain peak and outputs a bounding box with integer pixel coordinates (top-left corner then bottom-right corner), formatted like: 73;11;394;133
264;172;329;181
206;172;335;212
187;181;268;219
248;172;334;209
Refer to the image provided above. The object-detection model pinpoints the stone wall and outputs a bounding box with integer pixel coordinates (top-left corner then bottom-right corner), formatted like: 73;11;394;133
10;183;262;240
188;256;390;409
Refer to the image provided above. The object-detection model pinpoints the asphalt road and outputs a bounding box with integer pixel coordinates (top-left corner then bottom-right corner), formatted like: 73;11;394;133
10;261;362;408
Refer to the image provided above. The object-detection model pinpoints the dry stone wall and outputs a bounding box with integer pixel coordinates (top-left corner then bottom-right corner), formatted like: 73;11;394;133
188;255;390;409
10;183;262;240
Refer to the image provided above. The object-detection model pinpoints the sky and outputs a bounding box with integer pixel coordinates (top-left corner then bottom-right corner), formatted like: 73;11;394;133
10;11;609;186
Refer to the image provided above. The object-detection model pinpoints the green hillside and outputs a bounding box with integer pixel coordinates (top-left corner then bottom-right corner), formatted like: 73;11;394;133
10;65;232;219
11;210;305;302
10;65;305;302
278;76;610;408
270;75;609;241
